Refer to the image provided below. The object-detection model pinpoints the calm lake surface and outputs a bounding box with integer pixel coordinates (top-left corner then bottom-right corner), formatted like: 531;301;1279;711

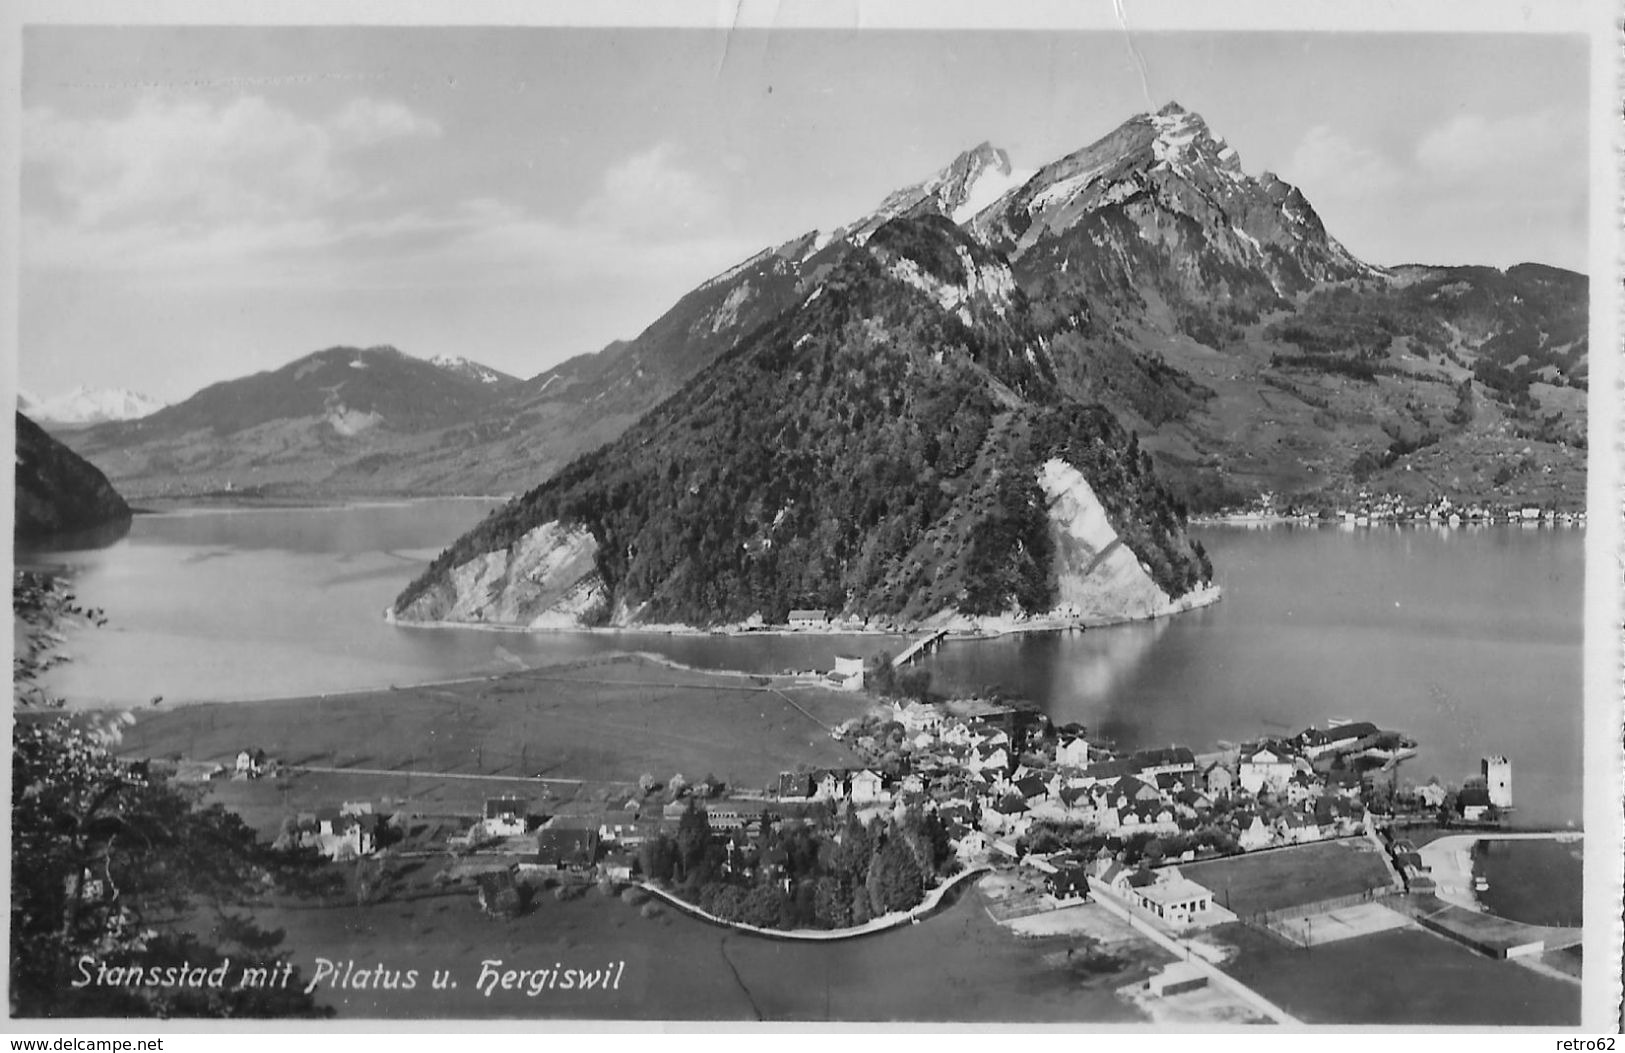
19;502;1584;826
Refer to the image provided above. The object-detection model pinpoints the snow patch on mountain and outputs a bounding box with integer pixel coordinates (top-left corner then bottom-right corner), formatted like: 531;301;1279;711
22;387;167;424
951;164;1031;224
429;354;508;385
882;244;1016;322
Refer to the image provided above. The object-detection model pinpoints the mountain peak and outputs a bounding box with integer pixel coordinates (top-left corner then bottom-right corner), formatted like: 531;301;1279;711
863;140;1024;234
22;386;166;425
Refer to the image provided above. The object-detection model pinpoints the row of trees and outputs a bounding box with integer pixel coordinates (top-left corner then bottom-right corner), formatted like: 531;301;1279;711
637;801;955;930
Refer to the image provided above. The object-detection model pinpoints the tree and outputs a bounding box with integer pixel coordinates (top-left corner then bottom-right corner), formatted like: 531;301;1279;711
11;717;330;1018
897;667;932;701
864;652;899;697
812;875;848;929
864;831;925;916
675;799;713;886
10;571;328;1017
13;572;106;709
638;835;676;883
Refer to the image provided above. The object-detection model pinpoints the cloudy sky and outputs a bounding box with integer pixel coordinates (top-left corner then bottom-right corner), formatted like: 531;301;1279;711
19;25;1590;403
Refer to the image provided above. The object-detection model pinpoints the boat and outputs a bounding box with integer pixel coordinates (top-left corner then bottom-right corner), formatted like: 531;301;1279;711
1473;876;1489;893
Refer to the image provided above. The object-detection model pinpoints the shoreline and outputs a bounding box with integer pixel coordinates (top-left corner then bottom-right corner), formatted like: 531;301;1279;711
634;864;992;942
57;648;832;715
384;582;1225;640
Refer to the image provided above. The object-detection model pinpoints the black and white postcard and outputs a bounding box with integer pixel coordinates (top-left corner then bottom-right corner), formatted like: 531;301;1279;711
6;0;1619;1030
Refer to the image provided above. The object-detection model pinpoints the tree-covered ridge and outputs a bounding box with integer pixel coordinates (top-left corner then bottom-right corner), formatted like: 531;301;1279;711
15;412;132;540
395;216;1207;625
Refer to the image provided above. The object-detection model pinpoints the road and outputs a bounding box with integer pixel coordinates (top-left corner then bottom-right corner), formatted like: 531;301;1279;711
287;763;583;786
1086;882;1302;1026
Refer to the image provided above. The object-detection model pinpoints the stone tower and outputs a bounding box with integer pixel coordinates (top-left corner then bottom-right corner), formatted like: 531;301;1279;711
1482;756;1512;809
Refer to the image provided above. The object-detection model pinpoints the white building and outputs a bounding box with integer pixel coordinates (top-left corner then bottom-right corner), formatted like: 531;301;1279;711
1056;737;1091;768
1238;747;1293;794
1483;756;1513;809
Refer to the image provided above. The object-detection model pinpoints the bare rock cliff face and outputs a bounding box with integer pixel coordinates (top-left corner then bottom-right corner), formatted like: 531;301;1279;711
391;520;606;628
1036;458;1174;621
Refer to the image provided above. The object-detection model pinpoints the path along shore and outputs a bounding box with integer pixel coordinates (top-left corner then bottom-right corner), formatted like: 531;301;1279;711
635;864;992;943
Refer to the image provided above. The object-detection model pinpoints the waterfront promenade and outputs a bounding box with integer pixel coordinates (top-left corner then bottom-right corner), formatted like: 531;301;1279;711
637;863;992;942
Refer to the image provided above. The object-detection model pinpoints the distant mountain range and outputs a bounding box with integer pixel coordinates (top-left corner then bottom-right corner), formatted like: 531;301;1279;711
20;387;166;425
56;101;1586;514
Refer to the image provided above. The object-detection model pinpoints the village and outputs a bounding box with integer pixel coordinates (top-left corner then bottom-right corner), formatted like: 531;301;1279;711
1209;489;1587;527
125;637;1581;1025
205;695;1516;930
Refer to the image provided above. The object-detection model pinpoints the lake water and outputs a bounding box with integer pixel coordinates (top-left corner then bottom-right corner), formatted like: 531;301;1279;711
18;503;1585;826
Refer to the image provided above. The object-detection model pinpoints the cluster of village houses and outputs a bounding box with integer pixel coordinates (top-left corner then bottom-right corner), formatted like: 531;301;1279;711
1228;490;1586;527
251;695;1433;932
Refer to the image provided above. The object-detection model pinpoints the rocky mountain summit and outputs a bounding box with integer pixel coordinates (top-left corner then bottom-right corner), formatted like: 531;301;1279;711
56;102;1586;514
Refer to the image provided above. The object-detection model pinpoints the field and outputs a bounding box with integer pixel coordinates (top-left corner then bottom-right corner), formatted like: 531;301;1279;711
113;654;870;834
1213;922;1580;1025
1177;839;1394;917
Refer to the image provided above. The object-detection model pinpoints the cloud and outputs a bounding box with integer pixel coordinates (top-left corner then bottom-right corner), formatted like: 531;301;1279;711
1286;125;1404;200
331;97;442;145
578;143;723;240
1280;112;1586;269
23;94;443;266
1414;108;1584;188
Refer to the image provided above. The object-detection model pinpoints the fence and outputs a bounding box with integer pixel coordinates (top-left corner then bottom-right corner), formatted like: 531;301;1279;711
1240;886;1398;948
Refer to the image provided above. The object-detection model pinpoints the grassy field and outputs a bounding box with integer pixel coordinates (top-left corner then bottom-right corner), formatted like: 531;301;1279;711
1177;839;1394;917
114;654;869;833
1214;922;1579;1025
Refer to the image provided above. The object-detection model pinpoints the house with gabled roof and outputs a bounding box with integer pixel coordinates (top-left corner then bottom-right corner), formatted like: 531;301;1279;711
1047;863;1090;901
813;769;848;801
1235;810;1272;850
1112;775;1162;808
1202;761;1234;797
1056;736;1091;769
1238;746;1293;794
1277;808;1317;844
1132;746;1197;778
235;748;269;778
1014;775;1049;802
1080;757;1138;785
850;769;886;803
973;744;1010;773
1173;787;1211;818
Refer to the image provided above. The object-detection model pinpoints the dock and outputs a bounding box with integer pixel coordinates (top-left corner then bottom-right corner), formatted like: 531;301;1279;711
891;628;949;668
